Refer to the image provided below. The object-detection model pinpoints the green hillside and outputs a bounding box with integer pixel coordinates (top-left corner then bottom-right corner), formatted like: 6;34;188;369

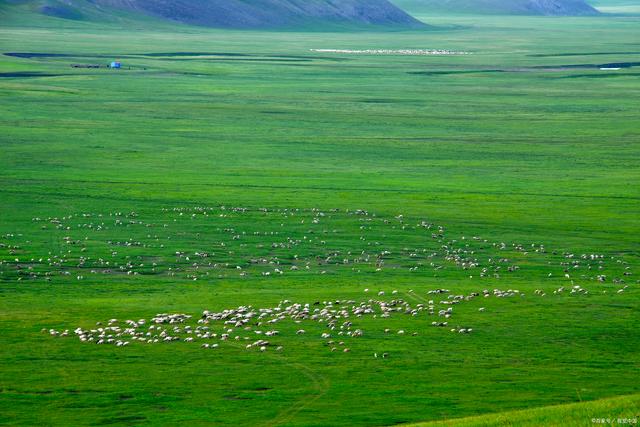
412;394;640;426
0;0;425;29
392;0;599;15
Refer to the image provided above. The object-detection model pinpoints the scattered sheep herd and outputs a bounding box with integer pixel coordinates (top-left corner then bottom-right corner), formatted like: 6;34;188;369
3;204;636;357
1;206;635;290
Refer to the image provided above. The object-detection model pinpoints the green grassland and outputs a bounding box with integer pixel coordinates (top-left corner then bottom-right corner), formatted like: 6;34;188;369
0;5;639;427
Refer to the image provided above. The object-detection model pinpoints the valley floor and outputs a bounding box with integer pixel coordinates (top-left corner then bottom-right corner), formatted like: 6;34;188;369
0;7;639;426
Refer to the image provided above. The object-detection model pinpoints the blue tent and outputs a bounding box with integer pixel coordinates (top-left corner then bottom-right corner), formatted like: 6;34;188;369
110;61;121;69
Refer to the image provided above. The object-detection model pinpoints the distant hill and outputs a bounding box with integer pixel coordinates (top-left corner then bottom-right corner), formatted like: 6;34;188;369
1;0;426;29
392;0;600;15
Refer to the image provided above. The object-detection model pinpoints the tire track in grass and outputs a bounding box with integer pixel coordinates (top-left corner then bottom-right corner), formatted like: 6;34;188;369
404;290;430;306
224;340;330;427
263;359;330;427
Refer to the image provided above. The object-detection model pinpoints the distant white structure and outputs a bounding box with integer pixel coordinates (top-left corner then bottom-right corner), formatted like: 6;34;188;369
310;49;471;56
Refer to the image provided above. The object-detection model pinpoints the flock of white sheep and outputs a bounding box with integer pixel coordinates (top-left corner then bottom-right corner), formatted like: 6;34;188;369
45;282;630;356
309;49;472;56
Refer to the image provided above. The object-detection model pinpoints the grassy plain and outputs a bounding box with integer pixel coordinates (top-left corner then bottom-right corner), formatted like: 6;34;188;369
0;5;639;426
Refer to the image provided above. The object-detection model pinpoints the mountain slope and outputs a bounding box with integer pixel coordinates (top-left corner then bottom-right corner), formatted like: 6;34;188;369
1;0;426;28
392;0;599;15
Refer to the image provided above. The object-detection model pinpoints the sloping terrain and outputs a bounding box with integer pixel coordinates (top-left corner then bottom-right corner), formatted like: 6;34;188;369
0;0;425;28
393;0;599;15
410;393;640;426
